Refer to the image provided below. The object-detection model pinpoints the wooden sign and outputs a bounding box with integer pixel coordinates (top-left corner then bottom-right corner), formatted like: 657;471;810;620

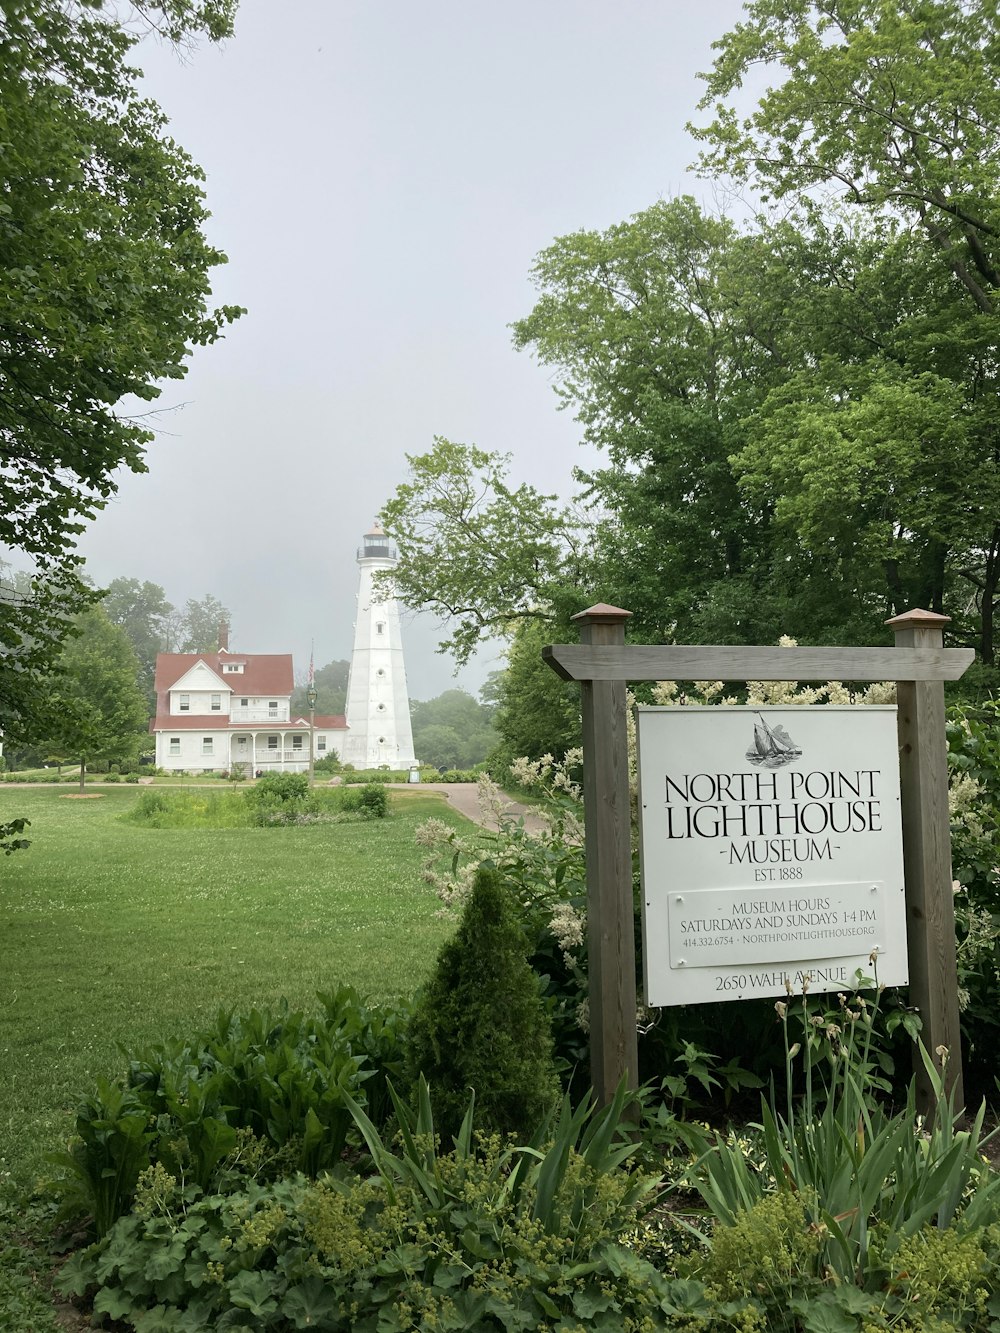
546;605;969;1113
636;706;906;1005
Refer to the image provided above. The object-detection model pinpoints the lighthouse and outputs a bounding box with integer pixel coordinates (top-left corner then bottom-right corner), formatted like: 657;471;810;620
343;523;416;770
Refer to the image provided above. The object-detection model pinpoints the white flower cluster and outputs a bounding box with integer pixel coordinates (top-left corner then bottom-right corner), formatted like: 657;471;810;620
508;750;583;802
414;816;480;912
549;901;585;965
949;773;987;841
649;637;897;710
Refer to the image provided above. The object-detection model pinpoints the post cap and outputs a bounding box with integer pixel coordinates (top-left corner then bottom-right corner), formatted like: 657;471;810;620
570;603;633;624
884;608;952;629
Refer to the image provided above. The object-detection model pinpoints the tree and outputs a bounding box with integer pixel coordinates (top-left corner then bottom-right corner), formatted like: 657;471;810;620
37;604;149;790
0;560;97;747
407;865;558;1142
176;594;232;653
379;438;584;665
409;689;496;768
101;577;175;701
1;0;242;573
381;7;1000;678
487;620;581;771
0;0;242;735
290;659;350;718
691;0;1000;315
691;0;1000;663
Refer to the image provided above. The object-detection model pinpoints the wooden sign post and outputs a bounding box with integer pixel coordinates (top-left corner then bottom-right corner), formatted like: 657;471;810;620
544;607;973;1115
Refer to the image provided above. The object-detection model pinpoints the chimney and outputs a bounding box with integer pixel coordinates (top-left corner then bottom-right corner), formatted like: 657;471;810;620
218;621;230;652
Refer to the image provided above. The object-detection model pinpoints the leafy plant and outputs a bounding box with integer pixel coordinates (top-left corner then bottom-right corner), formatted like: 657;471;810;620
52;990;409;1236
683;988;1000;1293
59;1079;668;1331
0;817;30;855
50;1079;155;1239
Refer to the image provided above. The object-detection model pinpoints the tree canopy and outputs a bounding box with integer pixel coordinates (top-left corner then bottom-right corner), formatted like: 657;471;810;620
409;689;496;769
37;604;149;789
0;0;242;737
290;660;350;719
379;439;583;665
382;0;1000;700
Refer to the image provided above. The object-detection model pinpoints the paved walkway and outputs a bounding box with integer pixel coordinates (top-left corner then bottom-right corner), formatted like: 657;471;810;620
401;782;550;835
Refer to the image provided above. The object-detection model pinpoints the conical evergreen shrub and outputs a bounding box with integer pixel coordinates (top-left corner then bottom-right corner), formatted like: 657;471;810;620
407;864;560;1142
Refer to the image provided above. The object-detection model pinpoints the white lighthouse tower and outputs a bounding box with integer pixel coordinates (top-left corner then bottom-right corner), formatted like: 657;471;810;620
343;523;416;770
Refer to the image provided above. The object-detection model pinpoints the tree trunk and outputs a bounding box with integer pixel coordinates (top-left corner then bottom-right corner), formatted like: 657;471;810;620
78;759;85;794
980;529;1000;667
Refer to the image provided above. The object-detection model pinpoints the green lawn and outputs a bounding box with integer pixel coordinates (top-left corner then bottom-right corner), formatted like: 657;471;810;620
0;787;465;1190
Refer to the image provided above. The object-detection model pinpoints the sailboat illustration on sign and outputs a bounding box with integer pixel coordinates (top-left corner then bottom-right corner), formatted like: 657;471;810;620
746;713;802;769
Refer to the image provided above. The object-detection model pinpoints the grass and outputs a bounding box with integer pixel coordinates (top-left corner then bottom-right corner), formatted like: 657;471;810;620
0;785;467;1192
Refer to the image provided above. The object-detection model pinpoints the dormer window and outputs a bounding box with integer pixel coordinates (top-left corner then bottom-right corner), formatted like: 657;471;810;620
179;693;190;712
210;693;221;712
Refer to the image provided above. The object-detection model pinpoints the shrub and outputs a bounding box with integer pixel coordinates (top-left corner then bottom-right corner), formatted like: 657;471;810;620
58;1081;665;1331
249;771;309;803
407;865;559;1142
682;991;1000;1303
51;990;409;1237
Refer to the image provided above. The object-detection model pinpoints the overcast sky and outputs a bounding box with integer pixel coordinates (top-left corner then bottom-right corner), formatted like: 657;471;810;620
75;0;750;700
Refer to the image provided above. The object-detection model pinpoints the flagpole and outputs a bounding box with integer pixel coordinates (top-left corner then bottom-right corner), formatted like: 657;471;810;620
307;640;317;788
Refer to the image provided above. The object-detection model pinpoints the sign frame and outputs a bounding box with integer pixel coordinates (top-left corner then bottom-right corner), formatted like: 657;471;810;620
543;605;972;1116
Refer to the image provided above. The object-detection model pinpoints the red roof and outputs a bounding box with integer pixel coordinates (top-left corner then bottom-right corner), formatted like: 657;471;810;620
293;715;347;729
153;653;295;716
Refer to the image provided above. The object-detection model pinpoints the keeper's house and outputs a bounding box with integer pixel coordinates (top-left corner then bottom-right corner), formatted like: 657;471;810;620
151;650;347;774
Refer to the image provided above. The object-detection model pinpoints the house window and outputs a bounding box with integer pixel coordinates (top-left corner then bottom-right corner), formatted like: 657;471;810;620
267;736;278;750
236;736;248;747
292;736;303;751
268;700;278;717
224;663;243;673
202;737;213;755
240;697;248;708
210;693;221;712
169;737;181;756
317;737;327;752
179;693;190;712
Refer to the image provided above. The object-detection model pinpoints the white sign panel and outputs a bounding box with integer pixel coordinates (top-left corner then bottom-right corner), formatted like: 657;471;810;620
636;707;907;1005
